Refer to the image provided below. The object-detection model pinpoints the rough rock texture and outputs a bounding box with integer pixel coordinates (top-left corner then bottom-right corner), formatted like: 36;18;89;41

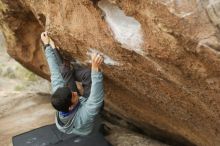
0;0;220;145
105;122;168;146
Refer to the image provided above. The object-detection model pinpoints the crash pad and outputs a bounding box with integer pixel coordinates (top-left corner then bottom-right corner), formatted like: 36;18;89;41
12;124;111;146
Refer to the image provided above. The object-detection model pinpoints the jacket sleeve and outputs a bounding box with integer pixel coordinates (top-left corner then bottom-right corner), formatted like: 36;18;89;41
44;45;65;93
76;70;104;132
84;70;104;115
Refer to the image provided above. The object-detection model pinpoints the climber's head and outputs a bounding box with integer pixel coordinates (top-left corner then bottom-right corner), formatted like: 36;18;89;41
51;87;79;112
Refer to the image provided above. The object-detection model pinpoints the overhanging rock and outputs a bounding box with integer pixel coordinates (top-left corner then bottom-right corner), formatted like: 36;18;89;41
0;0;220;145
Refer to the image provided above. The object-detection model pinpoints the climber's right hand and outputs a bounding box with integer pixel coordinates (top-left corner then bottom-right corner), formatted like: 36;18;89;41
41;32;50;45
92;53;104;72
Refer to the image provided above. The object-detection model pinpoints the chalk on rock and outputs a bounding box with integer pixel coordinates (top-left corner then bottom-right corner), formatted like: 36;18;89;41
87;48;121;66
98;0;144;55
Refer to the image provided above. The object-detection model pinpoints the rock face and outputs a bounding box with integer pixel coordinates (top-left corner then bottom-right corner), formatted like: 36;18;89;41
0;0;220;145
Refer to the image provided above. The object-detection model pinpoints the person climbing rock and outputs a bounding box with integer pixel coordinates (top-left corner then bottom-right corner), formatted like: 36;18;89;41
41;31;104;136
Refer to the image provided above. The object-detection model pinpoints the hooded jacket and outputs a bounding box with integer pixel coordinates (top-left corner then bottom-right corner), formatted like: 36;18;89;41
45;46;104;135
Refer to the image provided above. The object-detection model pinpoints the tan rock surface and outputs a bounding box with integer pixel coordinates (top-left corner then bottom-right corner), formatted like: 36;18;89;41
0;0;220;145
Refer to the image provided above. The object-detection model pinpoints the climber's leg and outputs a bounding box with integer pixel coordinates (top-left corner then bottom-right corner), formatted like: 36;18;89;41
74;65;92;98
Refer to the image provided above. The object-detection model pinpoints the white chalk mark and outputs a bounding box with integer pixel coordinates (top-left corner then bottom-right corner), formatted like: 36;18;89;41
159;0;198;18
98;0;144;55
74;138;81;143
87;48;121;66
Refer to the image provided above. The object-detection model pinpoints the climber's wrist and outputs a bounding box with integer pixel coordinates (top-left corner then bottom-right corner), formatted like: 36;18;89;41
44;44;50;49
92;65;100;72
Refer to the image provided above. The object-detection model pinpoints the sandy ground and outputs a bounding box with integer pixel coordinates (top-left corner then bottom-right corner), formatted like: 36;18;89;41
0;92;54;146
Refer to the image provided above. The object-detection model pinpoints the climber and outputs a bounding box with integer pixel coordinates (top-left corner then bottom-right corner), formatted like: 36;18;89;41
41;31;104;135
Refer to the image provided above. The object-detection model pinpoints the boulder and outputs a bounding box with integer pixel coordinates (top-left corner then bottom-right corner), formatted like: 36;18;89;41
0;0;220;145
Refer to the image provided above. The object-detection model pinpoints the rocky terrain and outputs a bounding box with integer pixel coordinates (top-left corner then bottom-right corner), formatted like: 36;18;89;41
0;0;220;145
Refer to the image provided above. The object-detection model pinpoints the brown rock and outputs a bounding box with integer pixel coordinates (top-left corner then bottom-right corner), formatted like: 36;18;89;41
0;0;220;145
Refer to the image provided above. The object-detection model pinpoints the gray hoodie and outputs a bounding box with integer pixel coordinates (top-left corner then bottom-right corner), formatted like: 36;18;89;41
55;71;104;135
45;46;104;136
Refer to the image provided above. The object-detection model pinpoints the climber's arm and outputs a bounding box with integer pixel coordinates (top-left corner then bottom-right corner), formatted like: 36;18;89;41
41;32;65;93
76;54;104;133
83;70;104;116
44;45;65;93
83;54;104;114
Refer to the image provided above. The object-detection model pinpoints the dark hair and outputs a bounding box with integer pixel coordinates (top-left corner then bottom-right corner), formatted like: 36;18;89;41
51;87;72;112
